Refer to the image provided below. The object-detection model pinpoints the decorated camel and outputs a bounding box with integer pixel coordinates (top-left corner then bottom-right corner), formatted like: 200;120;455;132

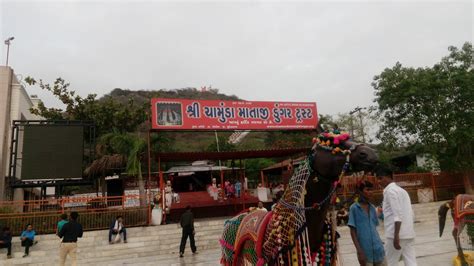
439;194;474;266
220;131;379;265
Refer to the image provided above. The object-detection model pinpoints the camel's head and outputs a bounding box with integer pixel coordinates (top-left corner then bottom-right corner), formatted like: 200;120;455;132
311;131;378;179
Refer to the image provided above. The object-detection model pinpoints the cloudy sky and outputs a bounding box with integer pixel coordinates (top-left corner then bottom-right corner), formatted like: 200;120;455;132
1;0;472;115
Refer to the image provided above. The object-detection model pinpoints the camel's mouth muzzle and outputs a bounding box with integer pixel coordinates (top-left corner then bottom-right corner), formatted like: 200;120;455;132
352;160;379;172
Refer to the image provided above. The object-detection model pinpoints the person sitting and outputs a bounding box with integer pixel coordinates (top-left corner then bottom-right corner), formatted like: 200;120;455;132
337;206;349;226
256;201;268;212
0;227;12;259
20;224;37;257
109;215;127;244
56;213;69;235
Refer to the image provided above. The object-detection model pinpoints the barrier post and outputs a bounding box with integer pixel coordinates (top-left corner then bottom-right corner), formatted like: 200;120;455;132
431;173;438;202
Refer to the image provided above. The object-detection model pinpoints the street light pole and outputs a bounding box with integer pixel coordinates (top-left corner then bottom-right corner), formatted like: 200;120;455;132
4;37;14;66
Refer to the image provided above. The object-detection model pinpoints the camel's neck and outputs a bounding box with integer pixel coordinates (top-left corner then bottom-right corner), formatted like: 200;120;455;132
304;173;336;253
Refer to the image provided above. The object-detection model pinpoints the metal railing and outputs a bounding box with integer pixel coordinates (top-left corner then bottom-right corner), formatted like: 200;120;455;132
338;171;470;204
0;195;150;235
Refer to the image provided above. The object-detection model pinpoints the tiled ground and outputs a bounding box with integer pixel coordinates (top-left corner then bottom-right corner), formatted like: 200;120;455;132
106;210;458;265
2;201;461;265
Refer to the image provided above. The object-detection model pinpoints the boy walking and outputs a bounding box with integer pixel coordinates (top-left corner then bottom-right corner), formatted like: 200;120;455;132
348;181;386;266
58;212;83;266
179;205;197;257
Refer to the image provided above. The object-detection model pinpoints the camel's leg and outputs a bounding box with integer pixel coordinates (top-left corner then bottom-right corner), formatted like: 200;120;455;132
454;225;469;266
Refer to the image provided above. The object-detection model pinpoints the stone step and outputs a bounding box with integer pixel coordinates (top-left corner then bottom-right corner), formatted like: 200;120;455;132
14;225;225;246
9;219;227;242
8;230;222;250
8;239;220;257
3;243;221;265
80;248;222;266
3;241;221;262
28;219;228;241
1;218;228;264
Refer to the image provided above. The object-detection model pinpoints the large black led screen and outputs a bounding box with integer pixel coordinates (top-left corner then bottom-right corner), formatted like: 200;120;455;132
21;125;84;179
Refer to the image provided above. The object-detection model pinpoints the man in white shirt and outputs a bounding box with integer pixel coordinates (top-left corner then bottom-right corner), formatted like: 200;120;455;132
256;201;268;212
376;167;417;266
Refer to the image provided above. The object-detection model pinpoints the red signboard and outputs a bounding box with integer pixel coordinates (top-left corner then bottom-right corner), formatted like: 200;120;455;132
151;98;318;130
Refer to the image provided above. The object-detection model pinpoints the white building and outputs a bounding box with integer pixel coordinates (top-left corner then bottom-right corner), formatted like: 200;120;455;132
0;66;42;201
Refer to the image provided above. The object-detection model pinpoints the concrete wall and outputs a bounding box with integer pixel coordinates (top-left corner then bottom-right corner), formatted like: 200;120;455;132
0;66;13;200
0;66;42;200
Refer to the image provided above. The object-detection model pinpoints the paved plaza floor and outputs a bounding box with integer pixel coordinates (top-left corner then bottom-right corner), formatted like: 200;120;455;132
104;214;457;266
1;202;459;265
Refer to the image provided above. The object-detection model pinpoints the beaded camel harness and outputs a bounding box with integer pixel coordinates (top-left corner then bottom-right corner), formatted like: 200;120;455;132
220;131;354;266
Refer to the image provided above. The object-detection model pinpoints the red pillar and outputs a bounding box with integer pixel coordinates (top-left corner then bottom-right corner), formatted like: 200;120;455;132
220;170;224;189
147;130;152;225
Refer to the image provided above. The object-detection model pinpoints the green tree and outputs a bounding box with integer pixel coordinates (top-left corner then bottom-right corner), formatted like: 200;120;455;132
373;42;473;171
91;132;147;205
265;131;314;149
244;158;275;183
206;135;237;152
24;77;147;135
318;114;337;131
126;136;147;206
319;112;376;143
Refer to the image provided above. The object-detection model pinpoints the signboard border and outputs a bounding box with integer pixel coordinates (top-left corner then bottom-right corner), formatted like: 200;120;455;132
151;98;318;131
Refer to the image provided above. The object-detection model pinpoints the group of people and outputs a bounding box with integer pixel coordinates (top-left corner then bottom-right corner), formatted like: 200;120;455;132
0;213;127;265
348;168;417;266
224;179;242;198
0;224;37;259
208;178;245;201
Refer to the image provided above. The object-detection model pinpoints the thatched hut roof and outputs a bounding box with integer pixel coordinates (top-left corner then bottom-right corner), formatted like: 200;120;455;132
84;154;126;177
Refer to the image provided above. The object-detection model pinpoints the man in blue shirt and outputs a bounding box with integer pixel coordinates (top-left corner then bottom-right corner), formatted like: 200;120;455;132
348;180;386;266
20;224;36;257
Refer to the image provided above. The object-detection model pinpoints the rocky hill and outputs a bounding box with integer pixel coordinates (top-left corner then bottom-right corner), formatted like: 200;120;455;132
99;88;316;153
100;87;240;105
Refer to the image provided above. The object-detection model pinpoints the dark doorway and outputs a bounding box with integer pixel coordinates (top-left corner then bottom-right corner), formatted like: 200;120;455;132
107;179;124;206
171;172;213;193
